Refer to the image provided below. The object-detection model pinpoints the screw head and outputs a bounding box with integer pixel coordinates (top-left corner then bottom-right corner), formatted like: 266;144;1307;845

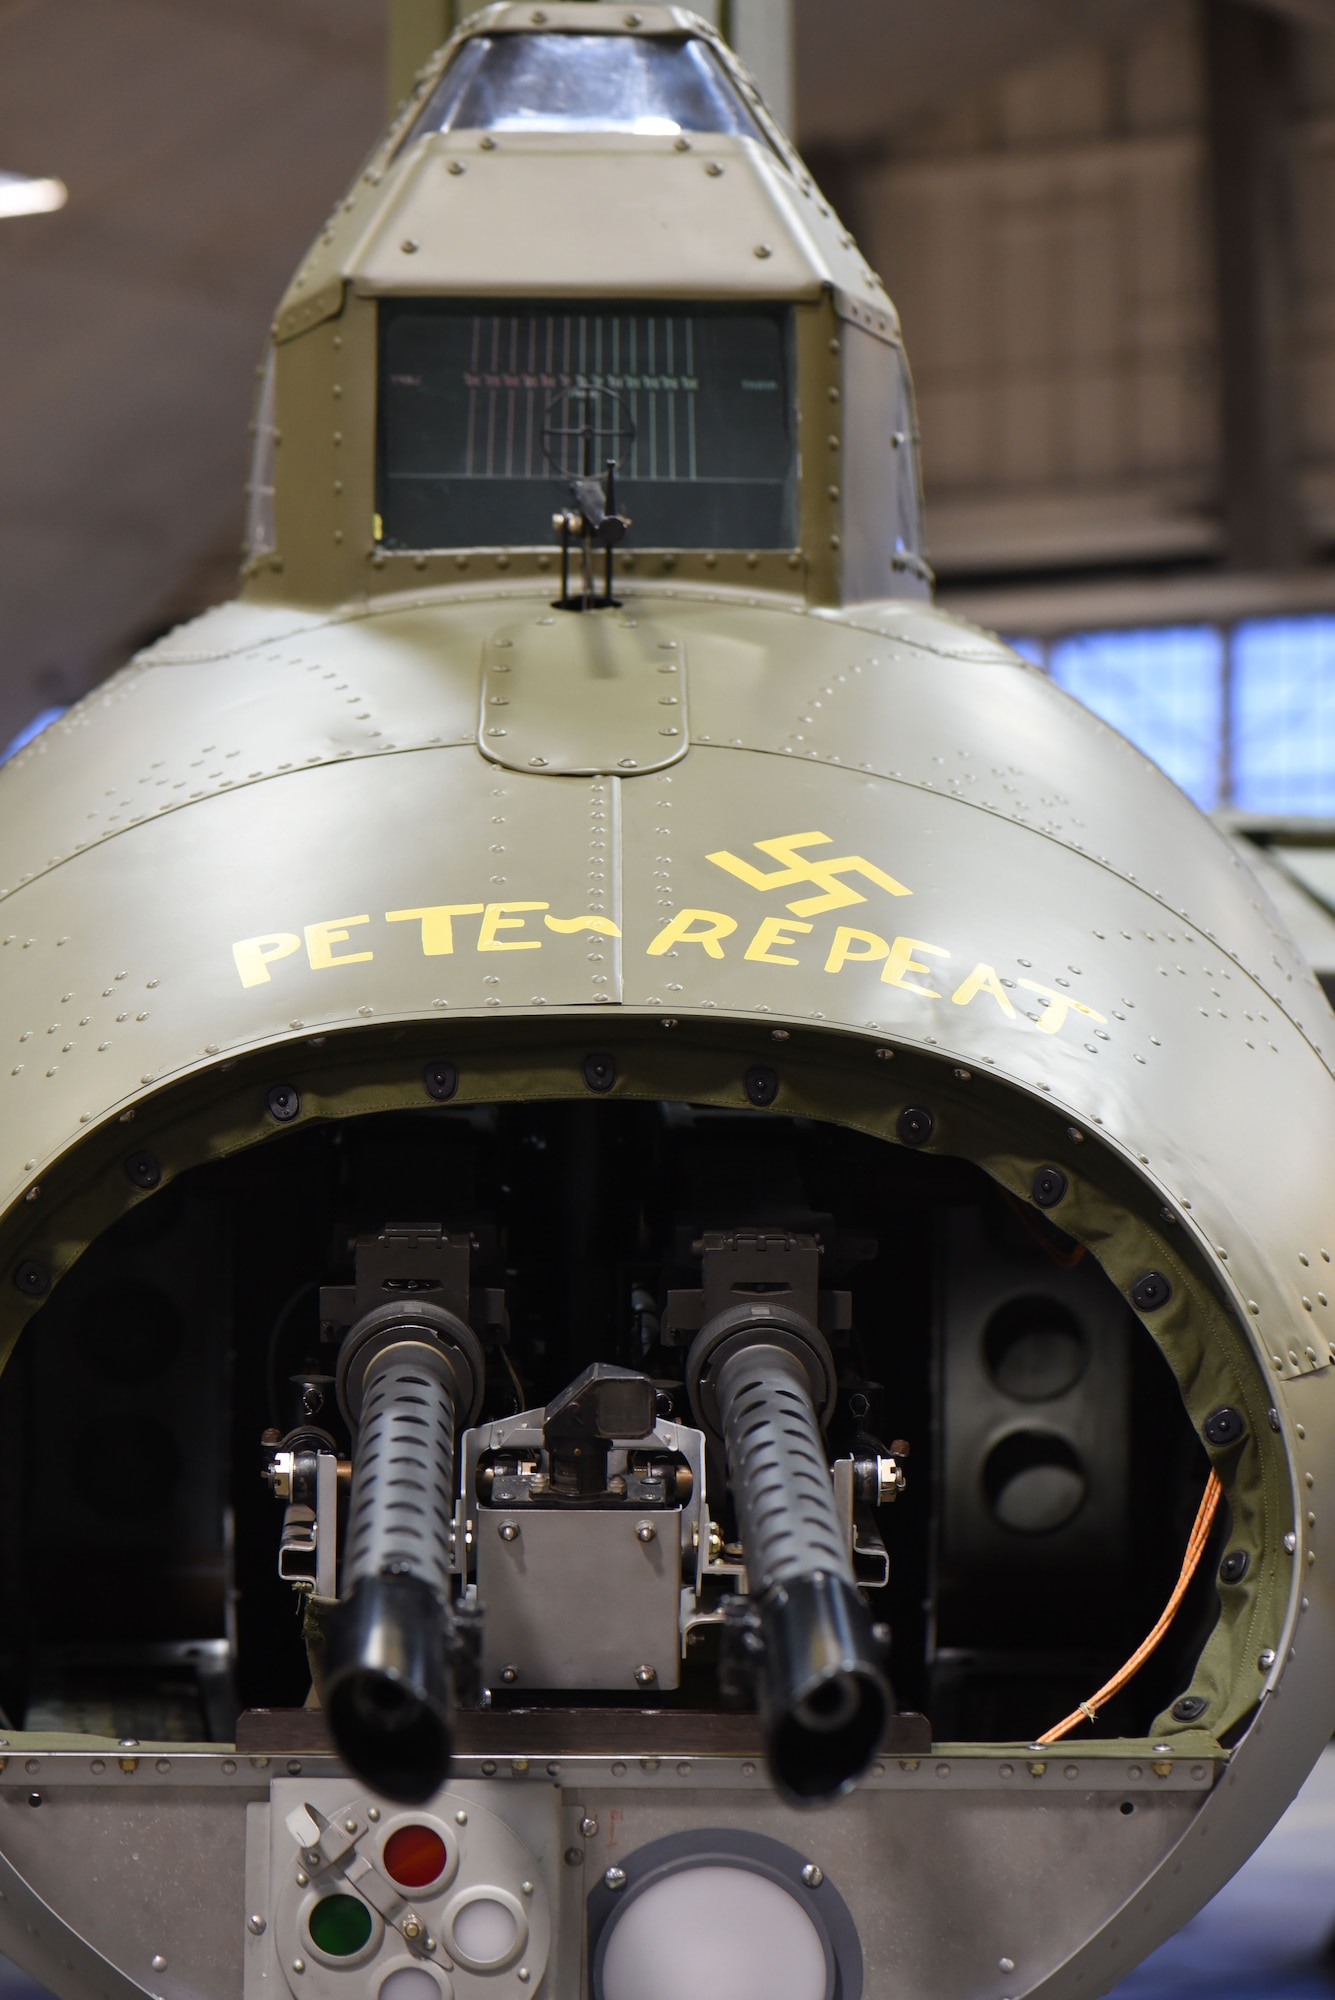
582;1052;617;1093
580;1816;599;1838
635;1522;656;1544
1130;1270;1172;1312
266;1082;300;1123
123;1148;161;1190
999;1959;1015;1975
367;1806;380;1821
604;1866;628;1891
634;1664;657;1686
1284;1531;1297;1554
1031;1165;1067;1209
1259;1648;1277;1670
247;1915;267;1936
565;1847;585;1867
800;1863;823;1888
897;1105;934;1147
150;1956;167;1973
500;1666;519;1685
402;1919;423;1943
744;1064;779;1107
424;1060;457;1102
499;1521;520;1542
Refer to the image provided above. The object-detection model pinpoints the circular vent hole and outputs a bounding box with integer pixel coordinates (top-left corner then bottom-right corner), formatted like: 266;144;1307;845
983;1430;1088;1534
984;1296;1087;1402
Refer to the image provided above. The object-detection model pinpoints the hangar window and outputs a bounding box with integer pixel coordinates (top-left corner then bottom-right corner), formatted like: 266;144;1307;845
403;32;765;143
375;300;798;552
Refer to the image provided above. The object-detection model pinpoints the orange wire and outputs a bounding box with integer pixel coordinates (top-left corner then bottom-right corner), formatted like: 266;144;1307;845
1036;1469;1224;1746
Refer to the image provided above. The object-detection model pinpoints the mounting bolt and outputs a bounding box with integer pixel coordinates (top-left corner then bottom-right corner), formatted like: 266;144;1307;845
604;1866;628;1891
266;1082;300;1123
634;1664;658;1686
247;1915;267;1936
1203;1405;1246;1447
897;1105;934;1147
499;1521;520;1542
1031;1165;1067;1208
12;1260;49;1298
582;1052;617;1093
1130;1270;1172;1312
635;1522;656;1544
424;1060;458;1102
744;1064;779;1107
580;1816;599;1838
800;1863;823;1889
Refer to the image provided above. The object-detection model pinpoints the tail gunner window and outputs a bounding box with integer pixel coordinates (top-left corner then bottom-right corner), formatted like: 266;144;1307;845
401;32;766;143
376;301;798;552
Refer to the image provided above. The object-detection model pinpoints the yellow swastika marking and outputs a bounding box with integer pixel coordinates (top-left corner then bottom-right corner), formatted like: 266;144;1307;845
706;830;912;917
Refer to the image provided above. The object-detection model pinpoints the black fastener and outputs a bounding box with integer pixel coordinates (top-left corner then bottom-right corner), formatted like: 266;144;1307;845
898;1105;934;1147
1171;1694;1208;1723
1204;1405;1246;1448
123;1149;161;1191
582;1053;616;1093
12;1260;49;1298
744;1065;779;1107
1130;1270;1172;1313
1219;1549;1250;1585
424;1060;458;1103
266;1083;301;1123
1032;1165;1068;1209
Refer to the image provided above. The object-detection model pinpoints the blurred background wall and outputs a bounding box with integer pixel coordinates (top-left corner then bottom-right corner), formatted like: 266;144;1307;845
5;0;1335;829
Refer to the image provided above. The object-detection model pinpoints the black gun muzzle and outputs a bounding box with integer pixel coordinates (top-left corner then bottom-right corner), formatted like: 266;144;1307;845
688;1306;889;1805
324;1304;482;1804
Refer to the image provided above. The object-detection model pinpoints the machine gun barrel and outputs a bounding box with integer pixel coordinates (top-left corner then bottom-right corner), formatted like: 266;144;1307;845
690;1310;889;1804
324;1307;482;1804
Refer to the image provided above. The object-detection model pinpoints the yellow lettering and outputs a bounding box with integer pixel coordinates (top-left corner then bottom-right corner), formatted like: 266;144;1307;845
304;916;373;971
707;829;912;917
544;914;622;937
1018;979;1108;1036
232;932;301;989
881;935;950;998
744;916;813;966
951;963;1016;1016
646;908;739;959
478;901;549;950
825;927;890;974
386;904;485;954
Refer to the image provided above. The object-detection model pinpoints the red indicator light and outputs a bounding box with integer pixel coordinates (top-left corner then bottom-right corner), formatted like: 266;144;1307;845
383;1823;448;1889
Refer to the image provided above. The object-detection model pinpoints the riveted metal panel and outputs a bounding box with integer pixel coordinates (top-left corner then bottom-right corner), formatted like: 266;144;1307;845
479;614;687;775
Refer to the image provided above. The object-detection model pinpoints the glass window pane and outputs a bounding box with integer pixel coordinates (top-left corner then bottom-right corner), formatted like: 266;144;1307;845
1232;616;1335;814
1047;626;1224;809
404;33;763;142
377;301;797;551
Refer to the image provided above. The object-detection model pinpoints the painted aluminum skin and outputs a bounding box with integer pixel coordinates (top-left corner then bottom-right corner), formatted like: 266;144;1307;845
0;8;1332;2000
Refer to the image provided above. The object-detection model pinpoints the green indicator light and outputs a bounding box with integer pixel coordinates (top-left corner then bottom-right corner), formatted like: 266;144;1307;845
309;1894;373;1958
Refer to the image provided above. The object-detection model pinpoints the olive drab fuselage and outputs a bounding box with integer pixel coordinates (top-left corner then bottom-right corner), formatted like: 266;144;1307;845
0;8;1332;2000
